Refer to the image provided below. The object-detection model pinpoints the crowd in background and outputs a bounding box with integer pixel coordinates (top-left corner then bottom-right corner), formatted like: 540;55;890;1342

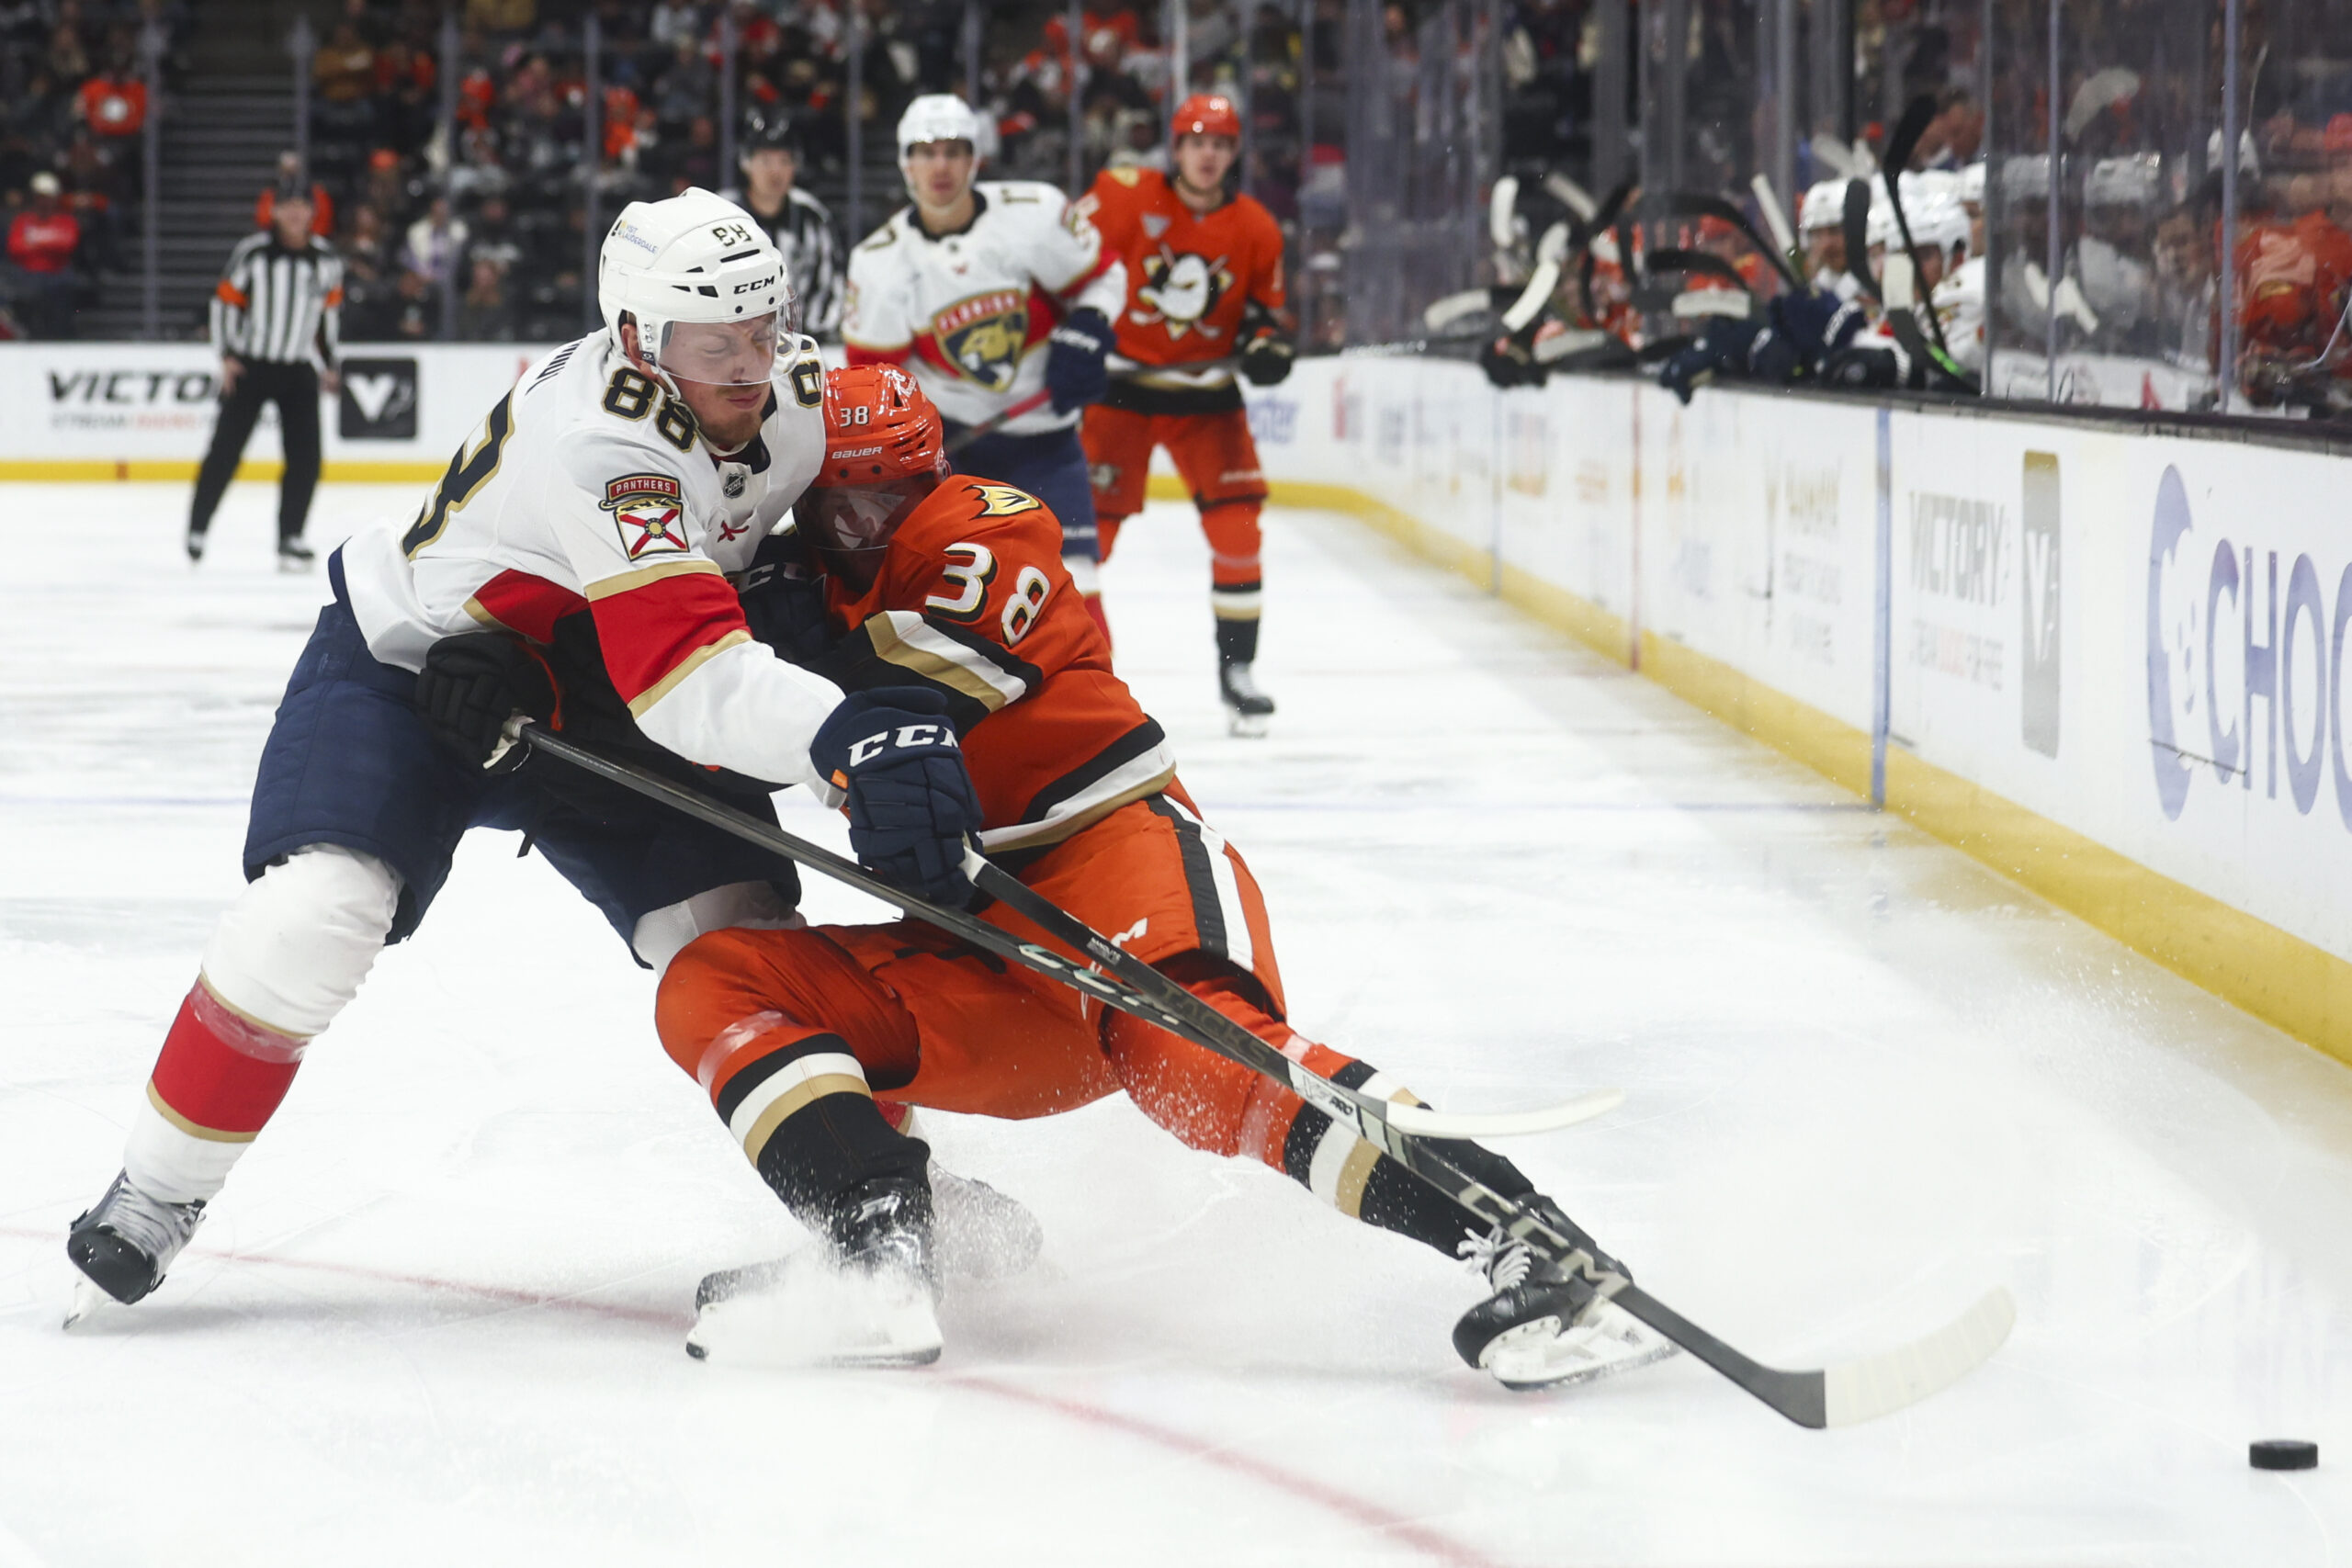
0;0;190;336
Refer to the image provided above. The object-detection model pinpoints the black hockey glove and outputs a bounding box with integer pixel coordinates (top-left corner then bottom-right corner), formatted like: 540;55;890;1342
1044;307;1113;412
809;687;985;908
1479;333;1546;389
1822;344;1906;389
416;632;556;770
1240;330;1295;387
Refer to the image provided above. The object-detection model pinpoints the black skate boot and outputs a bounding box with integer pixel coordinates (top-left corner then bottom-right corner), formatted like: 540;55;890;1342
1218;660;1276;738
277;537;316;572
64;1170;206;1321
1216;616;1274;737
1452;1197;1677;1391
687;1175;943;1367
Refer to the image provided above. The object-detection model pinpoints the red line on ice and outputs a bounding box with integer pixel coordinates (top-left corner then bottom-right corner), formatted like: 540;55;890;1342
13;1224;1512;1567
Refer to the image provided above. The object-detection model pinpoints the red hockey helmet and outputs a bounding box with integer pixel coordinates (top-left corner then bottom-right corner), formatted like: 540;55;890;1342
812;363;947;487
803;364;947;579
1171;93;1241;142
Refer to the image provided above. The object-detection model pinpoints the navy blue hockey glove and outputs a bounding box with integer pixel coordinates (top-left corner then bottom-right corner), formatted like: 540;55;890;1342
416;632;556;770
1823;344;1905;389
1767;287;1867;373
1044;307;1113;412
810;688;985;908
1240;331;1295;387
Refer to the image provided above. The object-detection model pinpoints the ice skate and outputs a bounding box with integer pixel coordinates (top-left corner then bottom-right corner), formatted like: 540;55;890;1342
185;525;207;564
686;1175;942;1367
63;1170;206;1325
1453;1201;1678;1392
276;537;316;572
1219;660;1275;738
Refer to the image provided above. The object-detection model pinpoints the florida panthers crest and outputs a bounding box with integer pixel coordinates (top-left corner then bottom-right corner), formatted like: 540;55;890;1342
1134;247;1236;341
933;289;1030;393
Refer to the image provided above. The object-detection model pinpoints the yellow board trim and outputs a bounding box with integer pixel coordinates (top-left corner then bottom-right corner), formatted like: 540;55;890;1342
1265;474;2352;1072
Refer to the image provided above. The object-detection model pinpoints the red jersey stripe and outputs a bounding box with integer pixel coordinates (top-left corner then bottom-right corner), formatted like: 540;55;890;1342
589;567;753;711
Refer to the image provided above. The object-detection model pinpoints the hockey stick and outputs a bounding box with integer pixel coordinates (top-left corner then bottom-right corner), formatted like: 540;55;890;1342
1645;248;1755;296
1663;194;1803;290
944;389;1054;457
1842;177;1880;303
520;727;2013;1427
513;725;1616;1144
960;834;2014;1432
1876;94;1968;377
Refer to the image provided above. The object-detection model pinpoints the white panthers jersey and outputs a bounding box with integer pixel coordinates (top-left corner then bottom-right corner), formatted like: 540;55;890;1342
842;181;1126;435
1931;254;1986;373
341;331;842;790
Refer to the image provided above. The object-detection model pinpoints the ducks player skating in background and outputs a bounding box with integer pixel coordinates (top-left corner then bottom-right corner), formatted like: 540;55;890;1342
1080;95;1294;735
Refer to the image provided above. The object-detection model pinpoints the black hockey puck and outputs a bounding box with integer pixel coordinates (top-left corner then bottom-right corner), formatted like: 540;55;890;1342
2250;1439;2317;1471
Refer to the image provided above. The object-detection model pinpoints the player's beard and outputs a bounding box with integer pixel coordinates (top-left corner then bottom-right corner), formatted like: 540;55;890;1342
673;378;770;453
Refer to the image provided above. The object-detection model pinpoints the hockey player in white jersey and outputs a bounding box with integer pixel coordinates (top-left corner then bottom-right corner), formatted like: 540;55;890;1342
842;93;1125;637
62;187;997;1320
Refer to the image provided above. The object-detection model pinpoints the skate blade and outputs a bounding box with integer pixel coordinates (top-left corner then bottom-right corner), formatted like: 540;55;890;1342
62;1278;112;1331
1482;1309;1682;1393
686;1249;942;1369
1226;710;1272;739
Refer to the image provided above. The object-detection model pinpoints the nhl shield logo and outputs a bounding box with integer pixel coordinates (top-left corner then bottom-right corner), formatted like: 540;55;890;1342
933;288;1030;393
602;472;689;559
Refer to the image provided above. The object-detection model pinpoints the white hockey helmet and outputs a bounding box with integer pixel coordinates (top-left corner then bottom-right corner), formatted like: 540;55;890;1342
2086;152;2160;209
1908;191;1971;258
600;187;794;387
1957;160;1986;209
1800;179;1847;234
899;92;983;173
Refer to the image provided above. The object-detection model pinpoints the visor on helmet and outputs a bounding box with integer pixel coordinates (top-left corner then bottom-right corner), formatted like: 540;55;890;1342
653;310;792;389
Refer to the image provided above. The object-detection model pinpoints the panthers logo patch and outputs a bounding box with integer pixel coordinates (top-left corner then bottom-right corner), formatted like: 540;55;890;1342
933;289;1030;393
1133;246;1235;340
601;473;688;560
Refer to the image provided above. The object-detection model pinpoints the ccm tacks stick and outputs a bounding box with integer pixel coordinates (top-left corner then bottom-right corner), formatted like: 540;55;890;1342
519;725;2015;1427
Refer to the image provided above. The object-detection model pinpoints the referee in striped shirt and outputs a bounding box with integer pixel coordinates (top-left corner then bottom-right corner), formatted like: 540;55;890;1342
188;178;344;569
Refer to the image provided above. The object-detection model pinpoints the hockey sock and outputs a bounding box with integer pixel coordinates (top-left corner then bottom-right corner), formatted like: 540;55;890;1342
1064;551;1113;648
1102;962;1535;1259
124;845;397;1205
657;927;930;1225
126;979;308;1205
1203;500;1262;661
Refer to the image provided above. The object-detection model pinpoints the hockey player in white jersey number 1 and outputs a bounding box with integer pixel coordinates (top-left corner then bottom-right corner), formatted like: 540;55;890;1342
61;187;998;1321
843;93;1125;640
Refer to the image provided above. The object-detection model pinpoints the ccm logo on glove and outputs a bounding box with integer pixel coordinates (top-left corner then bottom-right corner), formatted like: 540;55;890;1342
845;723;959;770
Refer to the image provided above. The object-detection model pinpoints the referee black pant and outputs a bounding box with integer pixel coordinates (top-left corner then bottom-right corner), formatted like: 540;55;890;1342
189;359;321;544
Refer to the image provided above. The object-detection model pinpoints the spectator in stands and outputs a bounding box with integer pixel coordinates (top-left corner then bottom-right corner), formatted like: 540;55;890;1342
74;50;144;139
44;21;86;84
649;0;702;49
454;251;514;339
255;150;334;237
337;200;399;339
311;18;377;143
8;169;80;336
401;192;467;284
372;35;437;156
465;0;536;35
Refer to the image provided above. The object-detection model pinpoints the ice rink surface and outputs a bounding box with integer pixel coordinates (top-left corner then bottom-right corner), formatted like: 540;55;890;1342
4;479;2350;1566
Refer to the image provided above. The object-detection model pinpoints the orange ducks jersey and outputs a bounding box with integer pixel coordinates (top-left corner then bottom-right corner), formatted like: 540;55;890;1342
1081;167;1285;369
820;474;1178;854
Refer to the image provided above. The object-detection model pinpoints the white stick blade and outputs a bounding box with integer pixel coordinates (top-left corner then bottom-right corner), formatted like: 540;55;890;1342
1380;1087;1624;1140
1821;1287;2016;1427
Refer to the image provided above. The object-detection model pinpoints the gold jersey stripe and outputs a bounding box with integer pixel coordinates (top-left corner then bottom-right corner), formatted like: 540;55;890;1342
626;629;753;717
583;556;723;602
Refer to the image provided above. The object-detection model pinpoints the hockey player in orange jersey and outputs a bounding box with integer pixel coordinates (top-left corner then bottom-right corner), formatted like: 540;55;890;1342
655;364;1675;1386
1079;94;1293;735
